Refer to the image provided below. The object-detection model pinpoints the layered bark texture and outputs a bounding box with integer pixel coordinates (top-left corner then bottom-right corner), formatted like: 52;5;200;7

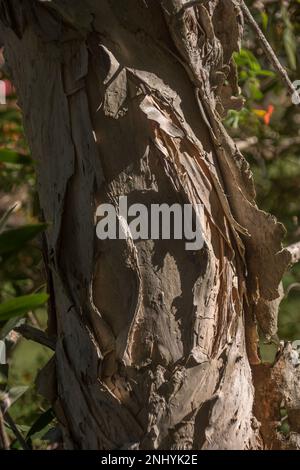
0;0;298;450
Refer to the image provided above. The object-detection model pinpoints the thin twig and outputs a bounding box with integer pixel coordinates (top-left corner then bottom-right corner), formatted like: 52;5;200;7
276;136;300;155
0;408;10;450
236;136;258;151
4;411;30;450
28;310;42;329
240;1;295;97
287;241;300;265
285;283;300;298
14;324;56;351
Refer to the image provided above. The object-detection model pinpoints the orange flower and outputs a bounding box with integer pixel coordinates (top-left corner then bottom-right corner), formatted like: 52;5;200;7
253;104;274;125
263;104;274;125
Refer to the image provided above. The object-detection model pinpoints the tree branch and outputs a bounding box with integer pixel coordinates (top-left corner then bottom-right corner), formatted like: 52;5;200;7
4;411;30;450
0;408;9;450
14;324;56;351
240;1;296;97
236;136;258;151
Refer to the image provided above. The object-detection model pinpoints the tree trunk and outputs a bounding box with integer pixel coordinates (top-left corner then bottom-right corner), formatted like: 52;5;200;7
0;0;299;450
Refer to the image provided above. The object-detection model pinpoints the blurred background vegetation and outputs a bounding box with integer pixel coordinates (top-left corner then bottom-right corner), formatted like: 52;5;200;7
0;0;299;450
226;0;300;343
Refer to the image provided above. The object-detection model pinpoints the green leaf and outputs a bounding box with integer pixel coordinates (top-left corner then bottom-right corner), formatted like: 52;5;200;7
234;49;262;73
0;223;47;256
0;148;32;165
283;27;297;71
261;11;268;32
0;204;18;233
279;420;290;436
256;69;275;78
281;5;297;71
26;408;55;439
1;386;29;412
0;293;49;322
247;77;263;101
6;385;29;408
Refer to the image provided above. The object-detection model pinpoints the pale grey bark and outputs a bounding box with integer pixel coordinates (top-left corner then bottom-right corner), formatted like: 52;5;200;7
0;0;298;450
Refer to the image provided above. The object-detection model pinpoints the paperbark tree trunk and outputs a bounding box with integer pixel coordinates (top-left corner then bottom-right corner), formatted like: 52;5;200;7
0;0;299;450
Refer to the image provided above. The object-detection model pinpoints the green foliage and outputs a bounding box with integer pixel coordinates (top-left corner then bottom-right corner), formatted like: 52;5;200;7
0;293;48;322
281;5;297;71
0;223;47;257
7;338;54;449
233;48;275;101
0;85;53;448
26;408;55;440
0;148;32;165
226;1;300;364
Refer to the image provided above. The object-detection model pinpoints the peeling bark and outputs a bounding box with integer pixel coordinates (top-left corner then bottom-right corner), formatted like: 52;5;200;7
0;0;297;450
253;344;300;450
